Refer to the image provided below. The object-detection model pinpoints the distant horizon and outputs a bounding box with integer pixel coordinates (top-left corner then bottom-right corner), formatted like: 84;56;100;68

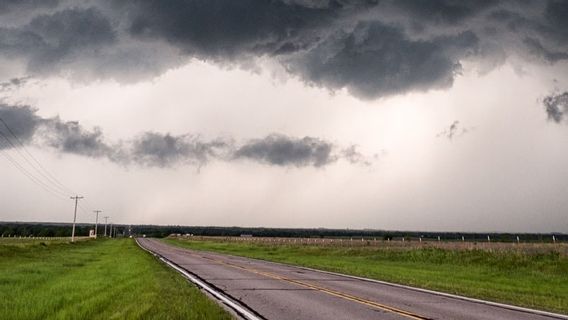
1;220;565;236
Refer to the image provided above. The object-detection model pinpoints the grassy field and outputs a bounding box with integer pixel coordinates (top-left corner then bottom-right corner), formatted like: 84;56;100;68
0;237;85;246
164;237;568;314
0;238;232;320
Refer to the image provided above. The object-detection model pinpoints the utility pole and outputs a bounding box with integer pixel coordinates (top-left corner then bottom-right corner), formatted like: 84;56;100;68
103;216;109;237
70;196;84;242
110;221;113;238
93;210;102;238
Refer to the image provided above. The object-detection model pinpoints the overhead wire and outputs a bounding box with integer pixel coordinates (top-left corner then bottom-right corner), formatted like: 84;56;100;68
0;118;74;196
0;117;105;224
0;119;91;214
0;142;68;200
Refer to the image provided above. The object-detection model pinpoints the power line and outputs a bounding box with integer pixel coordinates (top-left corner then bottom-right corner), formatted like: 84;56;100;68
78;203;92;216
0;131;69;196
0;117;105;239
0;144;67;200
0;118;74;195
0;117;90;201
82;198;97;213
0;133;71;200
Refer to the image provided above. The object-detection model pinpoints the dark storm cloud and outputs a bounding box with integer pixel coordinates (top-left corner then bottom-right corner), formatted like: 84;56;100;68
287;22;478;98
523;37;568;63
2;0;566;98
234;134;335;167
544;0;568;39
123;0;356;58
0;0;59;15
0;7;115;75
543;92;568;123
0;105;370;168
485;2;568;62
121;0;482;98
387;0;498;26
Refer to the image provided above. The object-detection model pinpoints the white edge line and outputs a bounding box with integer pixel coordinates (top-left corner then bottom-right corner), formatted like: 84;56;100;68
135;239;262;320
295;265;568;320
172;240;568;320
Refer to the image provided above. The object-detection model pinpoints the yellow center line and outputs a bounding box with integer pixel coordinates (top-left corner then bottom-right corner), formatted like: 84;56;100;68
199;255;432;320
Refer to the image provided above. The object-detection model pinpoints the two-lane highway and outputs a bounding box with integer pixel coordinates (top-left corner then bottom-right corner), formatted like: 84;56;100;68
137;238;566;320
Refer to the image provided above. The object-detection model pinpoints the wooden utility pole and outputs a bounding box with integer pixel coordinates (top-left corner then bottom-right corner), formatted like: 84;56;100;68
93;210;102;238
70;196;84;242
103;216;109;237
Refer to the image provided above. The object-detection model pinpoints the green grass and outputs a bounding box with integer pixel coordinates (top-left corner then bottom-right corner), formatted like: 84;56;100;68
0;238;232;320
164;238;568;314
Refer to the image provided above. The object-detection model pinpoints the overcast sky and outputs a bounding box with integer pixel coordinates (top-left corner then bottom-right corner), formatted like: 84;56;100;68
0;0;567;232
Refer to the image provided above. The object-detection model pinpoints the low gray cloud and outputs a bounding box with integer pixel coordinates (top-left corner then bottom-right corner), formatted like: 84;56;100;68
234;134;335;167
0;104;115;157
437;120;472;140
0;104;372;168
0;1;566;99
340;145;379;166
0;104;41;146
0;77;31;91
132;132;231;167
543;92;568;123
42;119;113;158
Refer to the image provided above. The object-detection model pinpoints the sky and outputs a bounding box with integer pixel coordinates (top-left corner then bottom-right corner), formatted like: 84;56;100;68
0;0;567;232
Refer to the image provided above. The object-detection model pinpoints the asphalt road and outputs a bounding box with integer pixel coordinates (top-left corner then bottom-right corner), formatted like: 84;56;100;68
137;238;565;320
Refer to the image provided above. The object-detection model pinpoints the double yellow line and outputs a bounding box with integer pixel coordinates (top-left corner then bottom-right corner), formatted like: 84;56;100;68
200;255;432;320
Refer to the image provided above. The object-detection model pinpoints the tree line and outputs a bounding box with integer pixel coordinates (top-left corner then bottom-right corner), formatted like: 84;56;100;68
2;222;563;242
